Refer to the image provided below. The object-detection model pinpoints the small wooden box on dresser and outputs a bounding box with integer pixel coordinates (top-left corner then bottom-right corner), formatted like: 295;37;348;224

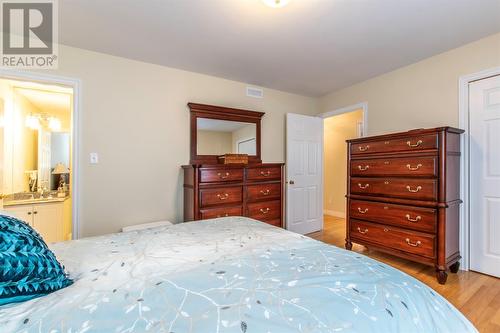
183;164;284;227
345;127;464;284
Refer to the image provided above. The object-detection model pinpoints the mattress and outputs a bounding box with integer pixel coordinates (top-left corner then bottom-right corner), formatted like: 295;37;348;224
0;217;476;332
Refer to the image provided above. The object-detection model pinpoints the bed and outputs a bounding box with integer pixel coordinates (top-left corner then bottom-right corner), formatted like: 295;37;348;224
0;217;476;332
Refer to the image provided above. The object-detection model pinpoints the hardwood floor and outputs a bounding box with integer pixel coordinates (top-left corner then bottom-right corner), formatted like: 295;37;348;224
309;215;500;333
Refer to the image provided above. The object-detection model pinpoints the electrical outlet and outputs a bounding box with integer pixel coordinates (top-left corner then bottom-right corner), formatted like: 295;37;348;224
90;153;99;164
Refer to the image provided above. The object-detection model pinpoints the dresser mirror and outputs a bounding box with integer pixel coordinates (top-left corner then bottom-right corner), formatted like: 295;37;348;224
197;118;257;156
189;103;264;164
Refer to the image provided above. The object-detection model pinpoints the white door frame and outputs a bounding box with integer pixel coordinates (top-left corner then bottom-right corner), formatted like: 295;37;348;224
317;102;368;218
458;66;500;271
0;68;82;240
317;102;369;137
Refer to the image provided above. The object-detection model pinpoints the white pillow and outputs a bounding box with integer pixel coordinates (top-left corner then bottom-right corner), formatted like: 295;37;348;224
121;221;173;232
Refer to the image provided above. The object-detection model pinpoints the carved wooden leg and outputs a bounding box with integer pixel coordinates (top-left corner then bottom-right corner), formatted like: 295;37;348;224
345;240;353;250
449;261;460;274
436;269;448;284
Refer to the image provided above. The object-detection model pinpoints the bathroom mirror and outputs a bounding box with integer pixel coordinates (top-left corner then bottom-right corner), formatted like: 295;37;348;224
196;118;257;156
0;98;4;196
0;82;72;196
189;103;264;164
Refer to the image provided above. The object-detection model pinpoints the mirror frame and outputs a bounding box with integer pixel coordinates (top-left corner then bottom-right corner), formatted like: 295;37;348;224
188;103;264;165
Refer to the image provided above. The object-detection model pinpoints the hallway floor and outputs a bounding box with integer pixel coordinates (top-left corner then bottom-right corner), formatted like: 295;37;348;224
308;215;500;332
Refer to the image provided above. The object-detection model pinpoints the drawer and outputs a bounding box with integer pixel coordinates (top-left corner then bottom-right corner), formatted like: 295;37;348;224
350;200;436;233
199;168;244;183
247;183;281;202
247;166;281;181
264;219;282;227
350;220;435;258
351;156;437;177
200;206;242;219
351;134;438;155
247;200;281;221
351;177;437;201
199;187;242;207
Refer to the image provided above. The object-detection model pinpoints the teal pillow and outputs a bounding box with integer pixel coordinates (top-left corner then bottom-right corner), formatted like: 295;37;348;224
0;214;73;306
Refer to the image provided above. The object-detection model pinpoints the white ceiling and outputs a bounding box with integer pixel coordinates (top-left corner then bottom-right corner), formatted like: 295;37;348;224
60;0;500;96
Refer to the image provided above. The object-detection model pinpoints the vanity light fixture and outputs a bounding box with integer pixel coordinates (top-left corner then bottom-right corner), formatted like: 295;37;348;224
48;117;61;131
25;114;40;130
262;0;290;8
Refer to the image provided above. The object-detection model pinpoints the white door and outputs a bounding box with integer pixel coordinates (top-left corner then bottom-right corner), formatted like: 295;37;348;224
470;75;500;278
286;113;323;234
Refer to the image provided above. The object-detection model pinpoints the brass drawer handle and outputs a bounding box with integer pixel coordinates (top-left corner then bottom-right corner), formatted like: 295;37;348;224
406;163;422;171
358;145;370;152
405;238;422;247
217;172;230;179
27;211;32;215
357;207;369;214
357;227;369;234
358;165;370;171
358;183;370;189
260;171;271;176
406;214;422;222
260;189;271;196
217;214;229;218
406;140;423;148
260;208;270;214
217;193;229;200
406;185;422;193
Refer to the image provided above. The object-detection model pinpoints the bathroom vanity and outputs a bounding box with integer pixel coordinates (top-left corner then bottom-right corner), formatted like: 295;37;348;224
3;196;71;243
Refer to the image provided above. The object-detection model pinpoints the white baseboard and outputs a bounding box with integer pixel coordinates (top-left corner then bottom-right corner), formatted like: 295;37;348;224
323;210;345;218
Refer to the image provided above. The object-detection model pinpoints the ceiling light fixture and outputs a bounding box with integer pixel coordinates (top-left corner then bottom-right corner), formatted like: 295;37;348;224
262;0;290;8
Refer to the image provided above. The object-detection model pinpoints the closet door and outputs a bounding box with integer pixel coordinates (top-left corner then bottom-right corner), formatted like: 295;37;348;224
470;75;500;278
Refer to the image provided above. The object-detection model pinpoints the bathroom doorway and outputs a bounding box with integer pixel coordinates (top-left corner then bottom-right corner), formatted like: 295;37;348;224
0;76;76;242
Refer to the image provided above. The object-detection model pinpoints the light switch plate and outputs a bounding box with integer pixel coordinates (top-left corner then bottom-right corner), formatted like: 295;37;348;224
90;153;99;164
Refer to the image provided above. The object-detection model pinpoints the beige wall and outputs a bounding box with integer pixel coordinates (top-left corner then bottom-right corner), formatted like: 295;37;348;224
319;33;500;135
197;130;232;156
37;45;318;237
324;110;363;216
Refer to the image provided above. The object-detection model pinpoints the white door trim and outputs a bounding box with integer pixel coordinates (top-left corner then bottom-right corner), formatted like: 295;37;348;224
318;102;368;137
0;68;82;240
458;66;500;271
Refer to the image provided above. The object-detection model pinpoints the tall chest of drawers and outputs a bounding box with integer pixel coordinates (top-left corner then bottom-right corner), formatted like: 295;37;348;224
183;163;284;228
345;127;464;284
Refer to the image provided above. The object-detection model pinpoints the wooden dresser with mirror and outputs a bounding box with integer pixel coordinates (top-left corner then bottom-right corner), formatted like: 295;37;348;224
182;103;284;227
346;127;464;284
